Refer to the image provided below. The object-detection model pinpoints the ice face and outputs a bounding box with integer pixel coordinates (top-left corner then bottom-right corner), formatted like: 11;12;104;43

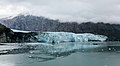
35;32;75;43
35;32;108;43
11;29;108;43
75;33;108;42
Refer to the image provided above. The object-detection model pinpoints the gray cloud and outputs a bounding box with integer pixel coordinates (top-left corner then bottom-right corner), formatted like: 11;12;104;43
0;0;120;24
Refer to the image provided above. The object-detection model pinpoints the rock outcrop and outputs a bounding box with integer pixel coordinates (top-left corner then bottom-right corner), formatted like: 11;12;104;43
0;23;13;42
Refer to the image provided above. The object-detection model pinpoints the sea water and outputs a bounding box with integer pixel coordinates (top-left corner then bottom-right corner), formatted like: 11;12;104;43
0;42;120;66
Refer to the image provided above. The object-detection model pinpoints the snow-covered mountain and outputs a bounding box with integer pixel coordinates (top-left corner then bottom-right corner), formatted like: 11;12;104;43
0;15;120;41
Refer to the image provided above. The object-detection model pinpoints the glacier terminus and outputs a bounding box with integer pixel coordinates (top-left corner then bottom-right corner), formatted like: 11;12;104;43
11;29;108;43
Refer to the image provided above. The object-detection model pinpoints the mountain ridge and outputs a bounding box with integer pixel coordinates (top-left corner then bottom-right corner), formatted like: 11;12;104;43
0;15;120;41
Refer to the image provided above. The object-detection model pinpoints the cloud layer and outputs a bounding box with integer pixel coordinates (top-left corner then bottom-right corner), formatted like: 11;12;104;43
0;0;120;24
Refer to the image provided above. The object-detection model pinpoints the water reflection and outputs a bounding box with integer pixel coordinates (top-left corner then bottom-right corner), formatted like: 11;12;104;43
0;42;120;62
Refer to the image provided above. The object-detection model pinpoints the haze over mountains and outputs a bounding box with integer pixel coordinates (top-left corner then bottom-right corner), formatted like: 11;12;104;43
0;15;120;41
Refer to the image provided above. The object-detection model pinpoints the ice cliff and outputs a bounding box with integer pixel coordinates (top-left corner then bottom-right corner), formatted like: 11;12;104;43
11;29;108;43
35;32;107;43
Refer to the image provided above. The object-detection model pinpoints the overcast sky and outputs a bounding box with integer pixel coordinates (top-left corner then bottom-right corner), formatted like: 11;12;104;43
0;0;120;24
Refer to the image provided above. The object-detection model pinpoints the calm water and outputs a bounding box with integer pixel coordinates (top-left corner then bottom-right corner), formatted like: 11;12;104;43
0;42;120;66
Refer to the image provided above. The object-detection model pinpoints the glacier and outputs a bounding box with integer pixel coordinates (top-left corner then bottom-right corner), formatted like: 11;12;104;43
35;32;107;43
11;29;31;33
11;29;108;43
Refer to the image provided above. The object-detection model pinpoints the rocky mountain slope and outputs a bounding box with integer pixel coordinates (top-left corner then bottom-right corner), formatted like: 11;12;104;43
0;15;120;41
0;23;13;42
